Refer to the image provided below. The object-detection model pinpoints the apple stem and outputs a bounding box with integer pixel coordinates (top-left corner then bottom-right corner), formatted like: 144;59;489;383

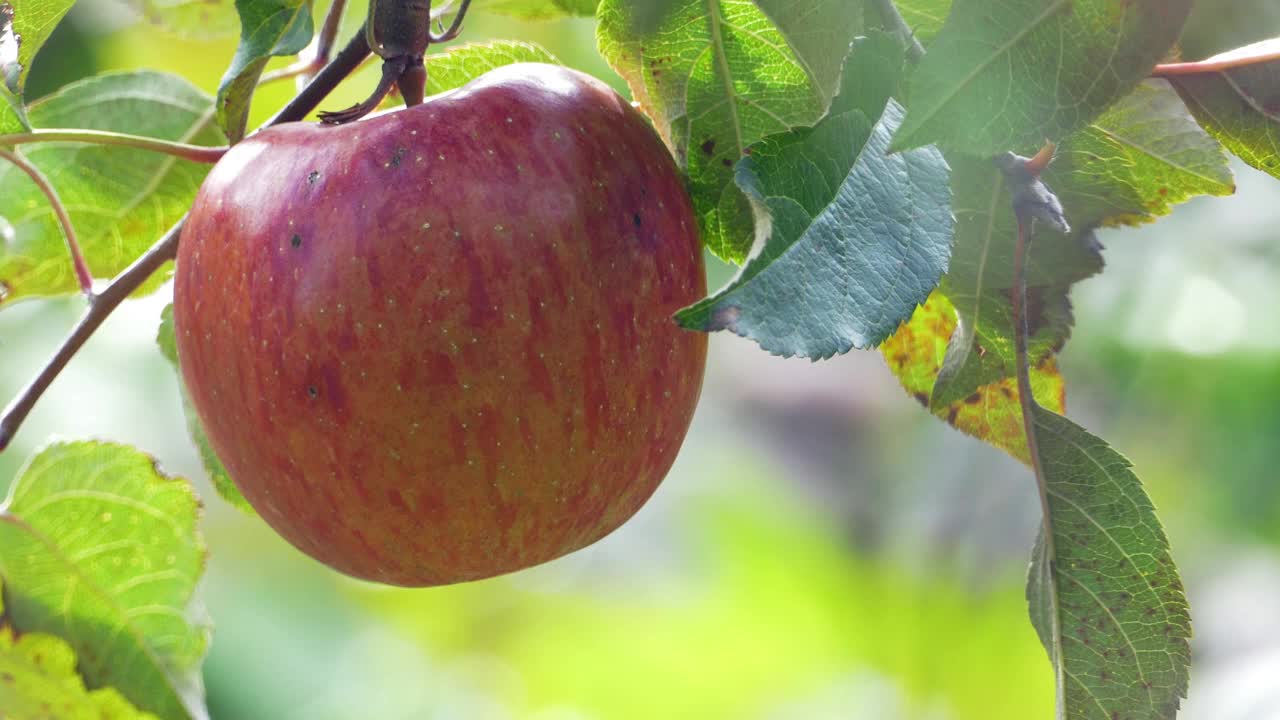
0;147;93;297
0;129;228;163
0;24;377;453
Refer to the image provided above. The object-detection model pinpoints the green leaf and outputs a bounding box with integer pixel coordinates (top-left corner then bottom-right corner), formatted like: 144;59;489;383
881;290;1064;464
0;597;160;720
892;0;950;42
0;84;27;135
7;0;77;93
1;2;29;135
217;0;312;142
1026;406;1191;720
676;34;952;358
1165;38;1280;180
929;81;1233;406
891;0;1192;154
0;71;223;304
597;0;863;262
0;441;210;720
474;0;597;19
157;304;254;515
423;40;561;96
133;0;241;40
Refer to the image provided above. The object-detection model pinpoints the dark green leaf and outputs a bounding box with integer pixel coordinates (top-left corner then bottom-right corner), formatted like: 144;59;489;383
1165;38;1280;179
930;81;1232;406
1026;407;1191;720
423;40;560;96
7;0;77;93
676;34;952;358
0;442;210;720
0;71;224;304
475;0;597;18
597;0;863;262
892;0;1192;154
217;0;312;142
157;304;253;515
0;585;159;720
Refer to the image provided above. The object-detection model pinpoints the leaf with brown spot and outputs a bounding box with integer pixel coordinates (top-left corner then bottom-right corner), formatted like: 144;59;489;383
880;290;1063;464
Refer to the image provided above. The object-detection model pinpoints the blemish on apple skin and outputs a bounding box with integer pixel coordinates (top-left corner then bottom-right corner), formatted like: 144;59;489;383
307;385;319;399
307;170;320;185
290;234;302;248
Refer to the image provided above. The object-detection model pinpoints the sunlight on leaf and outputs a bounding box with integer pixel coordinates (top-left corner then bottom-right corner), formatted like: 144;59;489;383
1027;407;1191;720
597;0;862;262
134;0;240;40
892;0;1192;155
0;580;160;720
7;0;76;94
881;290;1063;464
892;0;950;42
423;40;560;96
677;33;952;358
1165;38;1280;180
474;0;597;19
0;71;224;304
0;441;210;720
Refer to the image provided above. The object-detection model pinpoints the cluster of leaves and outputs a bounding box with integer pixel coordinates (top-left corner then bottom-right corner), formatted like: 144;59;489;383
0;0;1277;717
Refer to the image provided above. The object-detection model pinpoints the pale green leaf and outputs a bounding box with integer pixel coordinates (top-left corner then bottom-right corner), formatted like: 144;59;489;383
423;41;560;96
0;441;210;720
892;0;1192;154
1027;407;1191;720
132;0;240;40
0;599;160;720
7;0;76;93
597;0;862;262
217;0;312;142
892;0;950;42
677;34;952;358
474;0;597;19
1;2;28;135
0;71;223;304
1166;38;1280;179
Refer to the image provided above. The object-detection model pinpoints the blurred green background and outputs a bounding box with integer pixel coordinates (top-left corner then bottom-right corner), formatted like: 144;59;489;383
3;1;1280;718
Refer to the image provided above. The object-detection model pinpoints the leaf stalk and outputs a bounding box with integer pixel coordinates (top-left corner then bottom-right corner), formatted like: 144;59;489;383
0;147;92;296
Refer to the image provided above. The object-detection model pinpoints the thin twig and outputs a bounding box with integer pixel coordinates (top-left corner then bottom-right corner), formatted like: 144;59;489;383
0;222;181;451
870;0;925;62
0;129;226;163
1152;47;1280;77
1012;216;1063;719
267;24;372;125
0;25;376;452
0;147;92;296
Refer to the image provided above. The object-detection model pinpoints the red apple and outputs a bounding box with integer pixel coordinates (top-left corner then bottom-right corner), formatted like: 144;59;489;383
173;63;707;586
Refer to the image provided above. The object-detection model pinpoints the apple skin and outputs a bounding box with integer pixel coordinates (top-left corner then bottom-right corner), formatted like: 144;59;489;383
174;63;707;586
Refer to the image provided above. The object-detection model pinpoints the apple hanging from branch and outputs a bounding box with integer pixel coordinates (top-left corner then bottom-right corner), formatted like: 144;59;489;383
174;63;708;586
